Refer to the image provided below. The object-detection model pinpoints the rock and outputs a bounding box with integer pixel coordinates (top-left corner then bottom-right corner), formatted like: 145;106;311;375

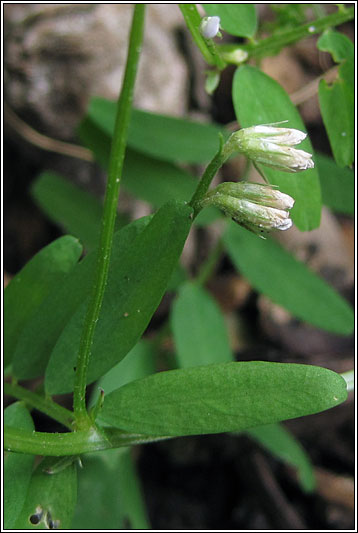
4;4;188;139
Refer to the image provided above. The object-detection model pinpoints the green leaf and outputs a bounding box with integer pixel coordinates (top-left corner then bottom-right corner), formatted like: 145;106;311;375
202;4;257;38
315;152;354;215
99;361;347;436
72;449;150;530
4;403;35;529
116;448;150;529
14;457;77;529
12;217;151;380
319;76;353;167
79;116;198;205
5;236;82;368
246;423;315;492
317;29;354;62
232;65;321;231
89;340;156;408
83;97;226;164
317;31;354;168
45;201;193;394
31;171;126;251
223;221;354;335
171;282;233;368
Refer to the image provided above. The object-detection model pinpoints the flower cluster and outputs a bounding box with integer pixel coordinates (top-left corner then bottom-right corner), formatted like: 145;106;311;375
223;123;314;173
199;182;295;235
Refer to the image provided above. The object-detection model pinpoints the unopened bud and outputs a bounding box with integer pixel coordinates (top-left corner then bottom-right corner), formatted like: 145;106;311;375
200;182;295;235
200;16;221;39
222;123;314;173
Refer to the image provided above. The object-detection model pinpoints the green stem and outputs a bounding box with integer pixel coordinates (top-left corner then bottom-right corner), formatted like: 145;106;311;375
4;426;170;456
239;6;354;59
189;138;226;218
4;382;75;430
179;4;224;68
73;4;146;428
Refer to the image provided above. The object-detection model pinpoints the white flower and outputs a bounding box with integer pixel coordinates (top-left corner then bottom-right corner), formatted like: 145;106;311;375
223;123;314;173
200;16;221;39
199;182;295;235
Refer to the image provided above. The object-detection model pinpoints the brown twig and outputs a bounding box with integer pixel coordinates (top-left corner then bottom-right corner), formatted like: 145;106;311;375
4;103;94;162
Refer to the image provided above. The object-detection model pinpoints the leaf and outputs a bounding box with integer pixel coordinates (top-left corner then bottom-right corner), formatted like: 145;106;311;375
246;423;315;492
79;117;198;204
171;282;233;368
202;4;257;38
315;152;354;215
317;31;354;168
232;65;322;231
223;221;354;335
5;236;82;368
99;361;347;436
72;449;150;530
45;201;193;394
12;217;151;380
82;97;227;163
89;340;156;408
4;403;35;529
116;448;150;529
31;171;126;251
14;457;77;529
319;76;353;168
317;29;354;62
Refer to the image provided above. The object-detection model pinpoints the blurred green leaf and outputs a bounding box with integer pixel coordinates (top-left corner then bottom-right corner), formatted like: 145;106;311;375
72;449;149;529
5;235;82;368
31;171;126;251
232;65;322;231
15;457;77;529
81;97;226;164
13;217;151;380
4;403;35;529
246;423;315;492
319;76;353;167
317;29;354;62
202;4;257;37
99;361;347;436
317;31;354;167
45;201;193;394
79;116;198;205
315;152;354;214
223;221;354;335
171;282;233;368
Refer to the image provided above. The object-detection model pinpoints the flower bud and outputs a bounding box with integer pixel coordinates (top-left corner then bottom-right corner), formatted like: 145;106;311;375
222;124;314;173
200;16;221;39
200;182;295;235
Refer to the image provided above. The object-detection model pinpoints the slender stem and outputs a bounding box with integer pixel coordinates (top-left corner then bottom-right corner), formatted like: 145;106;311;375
4;382;75;430
179;4;220;67
4;426;170;456
73;4;146;428
189;140;226;218
228;6;354;60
